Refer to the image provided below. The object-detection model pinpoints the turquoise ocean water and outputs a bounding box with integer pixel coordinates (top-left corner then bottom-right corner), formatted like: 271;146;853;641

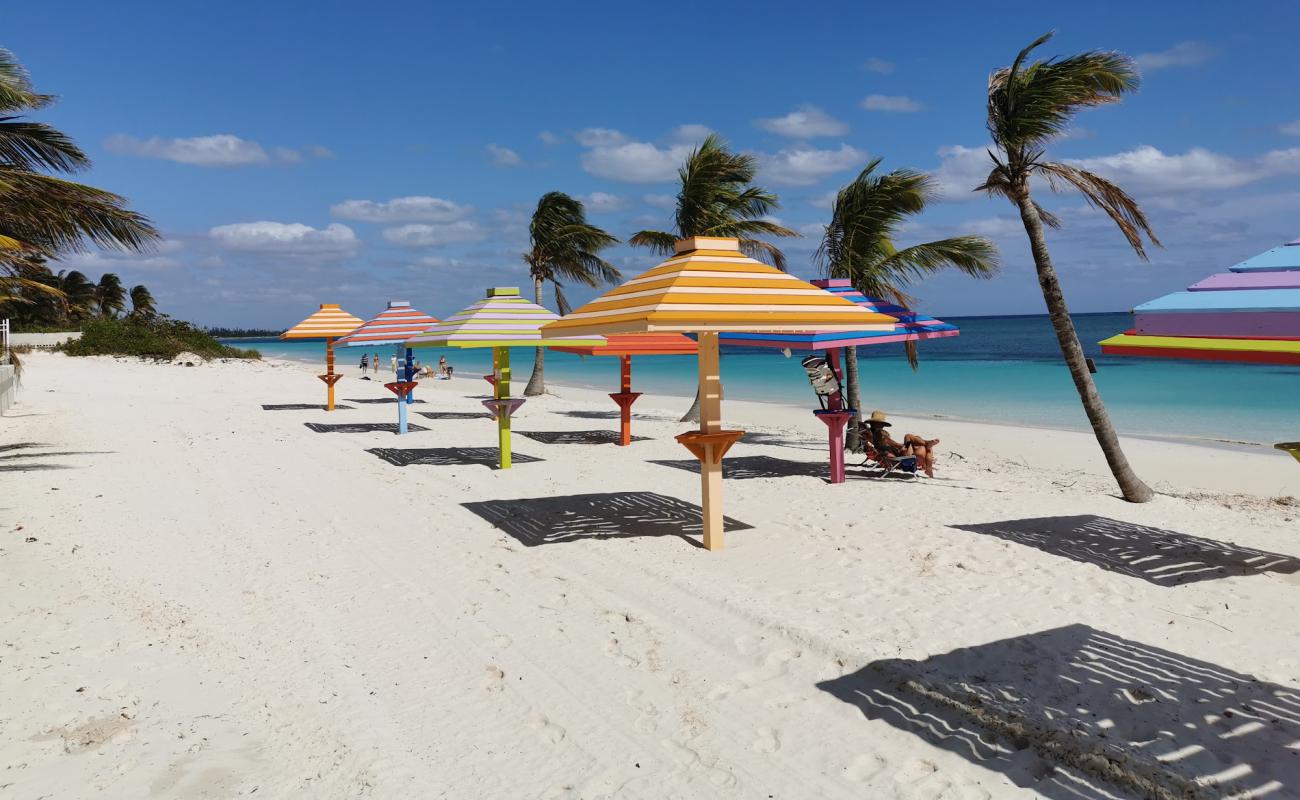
224;313;1298;446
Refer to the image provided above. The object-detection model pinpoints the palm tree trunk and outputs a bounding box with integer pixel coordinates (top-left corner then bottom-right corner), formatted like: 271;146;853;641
1013;189;1153;502
843;345;863;451
524;276;546;396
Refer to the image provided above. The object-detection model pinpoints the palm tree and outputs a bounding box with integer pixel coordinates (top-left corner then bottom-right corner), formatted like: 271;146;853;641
60;270;97;320
818;159;999;450
95;273;126;317
977;32;1159;502
630;134;798;420
0;48;157;274
522;192;620;396
129;284;156;318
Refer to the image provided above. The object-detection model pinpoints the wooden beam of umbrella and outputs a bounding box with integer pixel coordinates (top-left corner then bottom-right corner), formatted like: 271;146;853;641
541;237;895;551
281;304;365;411
407;287;605;469
722;279;959;484
552;333;697;445
337;301;440;434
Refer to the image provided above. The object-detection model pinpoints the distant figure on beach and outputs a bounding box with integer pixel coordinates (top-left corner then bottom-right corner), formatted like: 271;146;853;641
371;353;380;375
438;356;448;379
862;410;940;478
390;354;398;374
359;353;369;372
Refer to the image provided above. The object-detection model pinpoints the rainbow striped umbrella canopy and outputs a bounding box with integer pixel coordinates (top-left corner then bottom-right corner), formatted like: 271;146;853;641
281;304;364;339
407;287;606;349
337;301;439;347
540;237;895;336
721;279;958;350
1100;236;1300;365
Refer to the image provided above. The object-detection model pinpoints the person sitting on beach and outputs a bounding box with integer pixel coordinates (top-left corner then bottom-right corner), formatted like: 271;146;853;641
862;410;940;478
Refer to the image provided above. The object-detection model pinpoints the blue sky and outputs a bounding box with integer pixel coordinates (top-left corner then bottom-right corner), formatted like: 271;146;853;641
11;0;1300;327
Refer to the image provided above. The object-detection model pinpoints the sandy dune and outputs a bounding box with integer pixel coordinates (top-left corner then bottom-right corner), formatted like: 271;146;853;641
2;352;1297;798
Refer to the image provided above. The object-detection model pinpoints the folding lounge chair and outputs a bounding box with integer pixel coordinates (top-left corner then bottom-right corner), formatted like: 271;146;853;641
857;434;918;479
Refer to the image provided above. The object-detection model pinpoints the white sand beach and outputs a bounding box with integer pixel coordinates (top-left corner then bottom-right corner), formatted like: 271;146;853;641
2;352;1298;799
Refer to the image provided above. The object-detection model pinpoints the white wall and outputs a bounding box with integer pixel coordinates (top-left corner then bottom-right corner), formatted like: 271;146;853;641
10;332;82;348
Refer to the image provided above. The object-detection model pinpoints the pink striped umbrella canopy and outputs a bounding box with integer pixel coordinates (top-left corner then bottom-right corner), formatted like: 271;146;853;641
337;301;439;347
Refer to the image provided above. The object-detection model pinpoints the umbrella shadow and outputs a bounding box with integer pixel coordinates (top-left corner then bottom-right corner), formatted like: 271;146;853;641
558;409;676;422
741;431;826;452
304;422;429;435
0;463;78;472
0;444;112;472
342;397;428;405
818;623;1300;800
262;403;354;411
461;491;752;548
0;442;49;452
518;430;651;445
416;411;493;420
366;447;542;469
649;455;844;481
950;515;1300;586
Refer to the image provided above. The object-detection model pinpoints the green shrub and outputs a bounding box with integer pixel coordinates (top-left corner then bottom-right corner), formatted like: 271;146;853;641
60;317;262;361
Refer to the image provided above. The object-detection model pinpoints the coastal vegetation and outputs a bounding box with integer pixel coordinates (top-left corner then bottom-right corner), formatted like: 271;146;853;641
978;32;1160;503
522;192;620;396
61;316;260;361
0;47;158;315
817;160;999;450
1;254;161;328
630;134;797;420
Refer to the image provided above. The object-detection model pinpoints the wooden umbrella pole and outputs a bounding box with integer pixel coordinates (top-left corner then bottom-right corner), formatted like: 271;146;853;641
698;332;724;549
497;346;512;469
326;337;336;411
620;354;632;445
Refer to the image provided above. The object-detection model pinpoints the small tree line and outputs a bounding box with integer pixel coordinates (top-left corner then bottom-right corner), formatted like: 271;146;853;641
3;255;157;328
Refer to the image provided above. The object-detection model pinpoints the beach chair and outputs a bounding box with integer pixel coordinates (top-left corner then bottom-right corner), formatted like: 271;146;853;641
857;436;918;479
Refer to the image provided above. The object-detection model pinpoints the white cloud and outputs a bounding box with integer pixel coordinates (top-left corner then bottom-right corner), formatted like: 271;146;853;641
1134;41;1217;72
575;128;630;147
1278;120;1300;137
413;255;465;268
757;105;849;138
759;143;866;186
864;57;895;74
808;189;838;210
485;143;522;167
643;193;676;210
932;145;995;201
1071;145;1269;193
796;222;826;238
330;196;471;223
208;221;359;255
960;216;1024;238
538;130;560;145
862;94;922;113
55;249;183;272
582;192;624;212
105;134;270;166
382;221;485;247
668;124;713;143
575;125;712;183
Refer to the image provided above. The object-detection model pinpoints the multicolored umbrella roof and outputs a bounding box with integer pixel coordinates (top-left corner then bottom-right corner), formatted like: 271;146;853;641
1100;237;1300;365
540;237;895;336
337;301;439;347
721;278;958;350
281;304;364;339
407;287;606;349
552;332;698;357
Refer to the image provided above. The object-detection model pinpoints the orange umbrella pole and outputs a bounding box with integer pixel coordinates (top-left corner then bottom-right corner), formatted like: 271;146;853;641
609;354;641;446
674;332;743;551
317;337;343;411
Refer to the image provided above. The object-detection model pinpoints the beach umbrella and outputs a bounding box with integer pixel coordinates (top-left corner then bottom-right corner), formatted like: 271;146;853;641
407;287;605;468
1100;237;1300;365
281;304;365;410
551;333;698;445
541;237;895;550
337;301;439;434
721;279;958;484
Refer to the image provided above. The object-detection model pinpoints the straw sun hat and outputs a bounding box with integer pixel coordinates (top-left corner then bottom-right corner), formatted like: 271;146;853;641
867;410;891;427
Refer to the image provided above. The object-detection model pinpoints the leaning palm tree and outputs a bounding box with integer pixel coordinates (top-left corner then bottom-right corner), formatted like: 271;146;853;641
977;32;1159;502
818;159;999;450
60;270;97;320
0;48;157;266
129;284;156;318
95;273;126;317
630;133;798;420
522;192;620;396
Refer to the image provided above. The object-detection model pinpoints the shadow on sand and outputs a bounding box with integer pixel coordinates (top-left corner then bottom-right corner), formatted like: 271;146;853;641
518;430;650;445
461;491;752;548
818;623;1300;800
951;515;1300;587
366;447;542;469
416;411;493;420
558;409;677;422
304;422;429;435
261;403;354;411
342;397;428;405
0;442;49;452
650;454;843;481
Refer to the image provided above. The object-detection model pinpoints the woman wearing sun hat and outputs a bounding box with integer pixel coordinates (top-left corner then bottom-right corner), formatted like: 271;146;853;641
862;410;941;477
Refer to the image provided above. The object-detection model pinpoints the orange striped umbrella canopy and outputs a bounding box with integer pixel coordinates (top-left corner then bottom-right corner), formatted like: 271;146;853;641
540;237;895;336
281;304;364;339
552;332;697;357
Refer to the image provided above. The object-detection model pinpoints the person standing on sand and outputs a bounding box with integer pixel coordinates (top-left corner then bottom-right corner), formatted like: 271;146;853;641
438;355;448;378
390;354;398;374
359;353;369;373
371;354;380;375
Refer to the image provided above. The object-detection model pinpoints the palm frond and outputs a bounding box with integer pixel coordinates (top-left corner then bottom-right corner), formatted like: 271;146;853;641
0;49;54;114
0;119;88;173
0;169;159;254
628;230;677;254
1037;162;1160;258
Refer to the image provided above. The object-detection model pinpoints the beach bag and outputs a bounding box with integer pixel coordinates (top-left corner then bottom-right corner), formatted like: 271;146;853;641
801;355;841;409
